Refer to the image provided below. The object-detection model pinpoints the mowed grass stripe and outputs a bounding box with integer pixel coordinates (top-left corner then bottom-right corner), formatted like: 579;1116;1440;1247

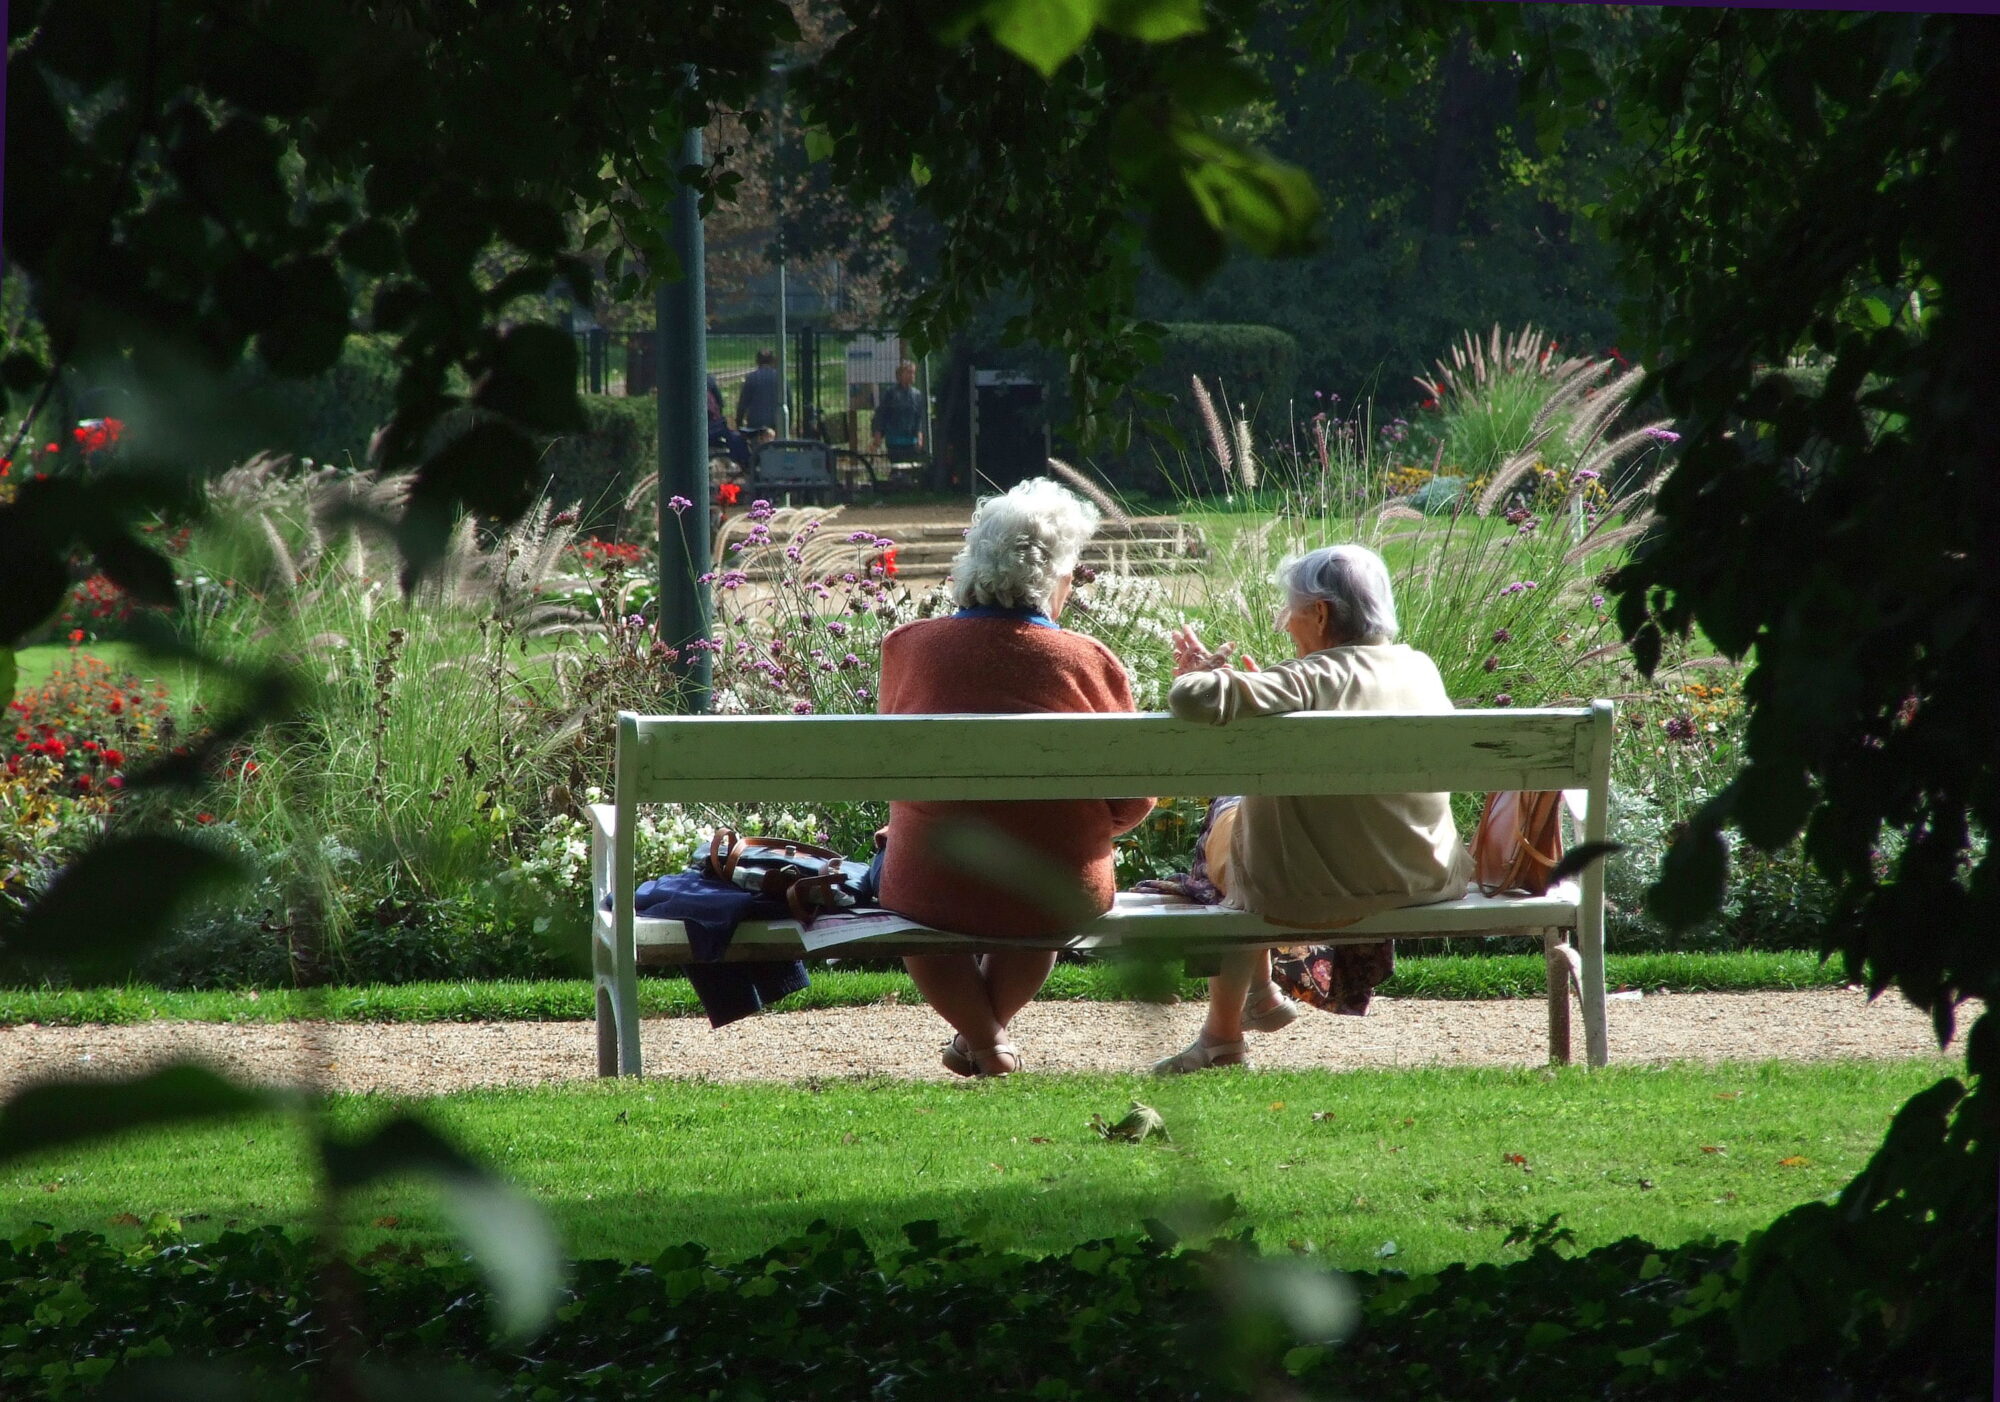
0;1057;1946;1271
0;950;1850;1026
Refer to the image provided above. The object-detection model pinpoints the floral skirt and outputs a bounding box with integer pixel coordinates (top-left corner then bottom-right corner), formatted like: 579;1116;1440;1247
1132;797;1394;1017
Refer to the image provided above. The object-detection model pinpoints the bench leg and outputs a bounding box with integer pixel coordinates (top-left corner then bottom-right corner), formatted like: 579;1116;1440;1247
1579;898;1609;1069
596;982;619;1078
1543;929;1574;1066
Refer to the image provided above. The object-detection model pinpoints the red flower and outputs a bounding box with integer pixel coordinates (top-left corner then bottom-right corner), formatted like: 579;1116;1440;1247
68;629;85;644
102;748;126;767
717;481;742;506
196;812;216;825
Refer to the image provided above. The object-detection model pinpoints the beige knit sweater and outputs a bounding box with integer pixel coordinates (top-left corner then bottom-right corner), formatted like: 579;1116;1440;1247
1167;643;1474;925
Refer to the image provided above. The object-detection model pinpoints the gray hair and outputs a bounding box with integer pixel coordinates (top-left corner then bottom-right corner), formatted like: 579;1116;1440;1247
949;477;1101;611
1278;544;1399;643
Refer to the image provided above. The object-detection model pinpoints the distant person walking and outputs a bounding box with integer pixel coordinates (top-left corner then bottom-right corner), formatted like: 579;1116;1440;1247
872;361;926;459
736;349;783;434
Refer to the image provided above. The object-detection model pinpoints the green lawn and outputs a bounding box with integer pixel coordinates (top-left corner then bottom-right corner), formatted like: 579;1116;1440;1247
2;1058;1947;1271
12;641;187;696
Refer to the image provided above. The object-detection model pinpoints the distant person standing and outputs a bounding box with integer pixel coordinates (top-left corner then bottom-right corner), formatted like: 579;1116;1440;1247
872;361;926;459
736;349;783;435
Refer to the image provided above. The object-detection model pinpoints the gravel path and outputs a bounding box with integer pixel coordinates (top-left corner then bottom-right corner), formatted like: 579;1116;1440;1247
0;989;1966;1097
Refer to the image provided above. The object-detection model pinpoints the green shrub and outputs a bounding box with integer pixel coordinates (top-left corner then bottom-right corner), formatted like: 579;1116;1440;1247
228;338;654;533
538;394;656;533
0;1219;1971;1400
1111;322;1300;493
226;336;400;470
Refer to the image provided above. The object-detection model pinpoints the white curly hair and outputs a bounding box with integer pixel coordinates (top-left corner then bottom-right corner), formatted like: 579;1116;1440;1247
1277;543;1400;643
949;477;1101;612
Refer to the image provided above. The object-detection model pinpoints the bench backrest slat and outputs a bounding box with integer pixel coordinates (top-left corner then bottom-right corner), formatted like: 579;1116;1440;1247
618;707;1603;803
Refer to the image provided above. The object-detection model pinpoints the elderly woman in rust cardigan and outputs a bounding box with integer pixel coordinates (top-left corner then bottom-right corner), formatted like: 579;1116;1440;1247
876;478;1153;1076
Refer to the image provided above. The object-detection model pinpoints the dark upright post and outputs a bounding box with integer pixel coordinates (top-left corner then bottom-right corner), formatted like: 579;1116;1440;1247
657;124;711;712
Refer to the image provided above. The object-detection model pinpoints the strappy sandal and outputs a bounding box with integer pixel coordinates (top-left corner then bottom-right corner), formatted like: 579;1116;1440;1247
1242;990;1302;1033
944;1035;1024;1077
1152;1037;1249;1075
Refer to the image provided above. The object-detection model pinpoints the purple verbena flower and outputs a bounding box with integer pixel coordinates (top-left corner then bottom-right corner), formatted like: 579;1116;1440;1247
748;499;776;521
1492;627;1513;644
791;700;814;714
1644;427;1681;444
666;494;694;515
1494;693;1514;707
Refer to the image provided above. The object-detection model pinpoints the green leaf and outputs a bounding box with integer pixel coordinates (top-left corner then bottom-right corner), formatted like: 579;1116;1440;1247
1173;131;1320;260
1101;0;1205;43
255;256;351;377
1646;818;1729;930
472;324;584;433
322;1115;564;1339
802;127;835;163
91;533;181;610
982;0;1100;77
6;835;246;974
1;351;47;391
1732;763;1815;852
1860;296;1891;328
0;1064;276;1165
0;506;69;647
399;421;541;586
336;219;403;276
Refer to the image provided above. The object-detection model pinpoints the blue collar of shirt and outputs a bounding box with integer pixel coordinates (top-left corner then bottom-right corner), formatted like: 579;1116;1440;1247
953;606;1059;630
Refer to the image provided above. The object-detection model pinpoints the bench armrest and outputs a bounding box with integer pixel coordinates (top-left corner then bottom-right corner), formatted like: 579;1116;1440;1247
588;803;618;916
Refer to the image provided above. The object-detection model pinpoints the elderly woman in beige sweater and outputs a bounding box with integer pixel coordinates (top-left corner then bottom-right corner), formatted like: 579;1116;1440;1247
1154;543;1473;1073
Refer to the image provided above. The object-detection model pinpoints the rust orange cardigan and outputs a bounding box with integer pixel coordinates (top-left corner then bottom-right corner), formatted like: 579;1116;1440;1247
876;615;1154;939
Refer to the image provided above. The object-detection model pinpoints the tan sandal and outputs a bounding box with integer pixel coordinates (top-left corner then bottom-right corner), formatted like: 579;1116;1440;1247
945;1036;1023;1077
1152;1037;1249;1075
1242;990;1301;1033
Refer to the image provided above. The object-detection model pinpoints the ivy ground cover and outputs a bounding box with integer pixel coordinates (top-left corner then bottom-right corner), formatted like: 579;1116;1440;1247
2;1059;1946;1269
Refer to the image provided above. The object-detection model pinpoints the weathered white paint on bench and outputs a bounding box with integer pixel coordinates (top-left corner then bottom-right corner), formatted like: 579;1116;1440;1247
591;702;1615;1078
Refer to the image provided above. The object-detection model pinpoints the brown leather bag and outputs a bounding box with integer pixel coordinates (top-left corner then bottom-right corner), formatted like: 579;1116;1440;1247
1470;790;1566;896
703;829;862;927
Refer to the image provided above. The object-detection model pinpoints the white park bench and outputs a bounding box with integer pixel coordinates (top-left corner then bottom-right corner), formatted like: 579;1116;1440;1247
589;702;1616;1078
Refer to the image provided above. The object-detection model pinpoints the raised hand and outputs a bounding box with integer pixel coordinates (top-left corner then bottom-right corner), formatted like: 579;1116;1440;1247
1170;623;1242;675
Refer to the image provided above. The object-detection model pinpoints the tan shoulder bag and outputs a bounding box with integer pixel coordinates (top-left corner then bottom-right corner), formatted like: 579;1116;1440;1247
1470;790;1566;897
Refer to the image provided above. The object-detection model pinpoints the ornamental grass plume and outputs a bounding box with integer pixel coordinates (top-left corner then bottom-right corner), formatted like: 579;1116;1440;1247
1190;374;1232;481
1232;410;1258;492
1045;457;1128;526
